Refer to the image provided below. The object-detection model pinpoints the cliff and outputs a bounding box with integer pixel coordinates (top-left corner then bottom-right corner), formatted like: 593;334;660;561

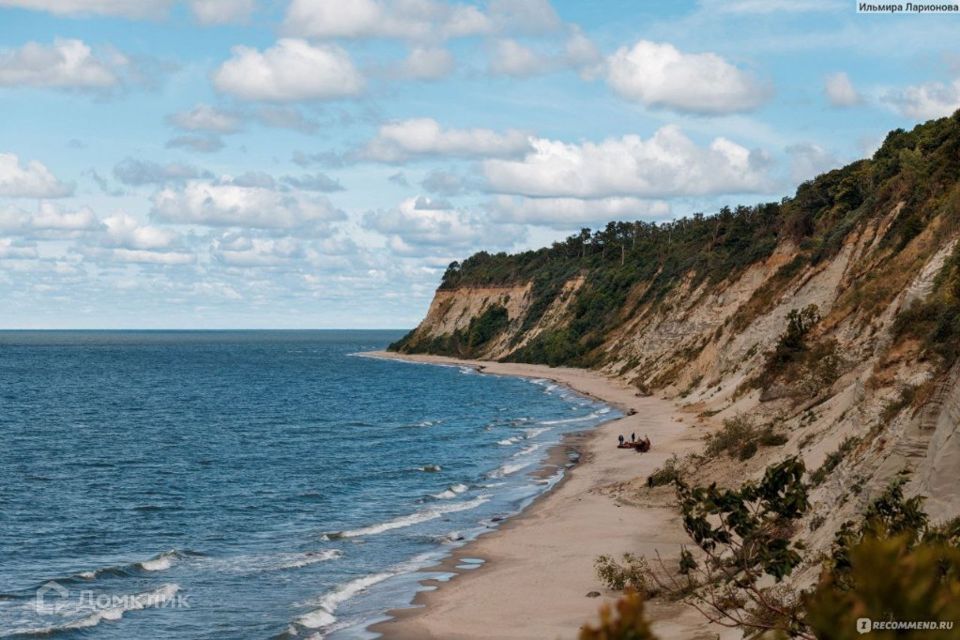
391;111;960;561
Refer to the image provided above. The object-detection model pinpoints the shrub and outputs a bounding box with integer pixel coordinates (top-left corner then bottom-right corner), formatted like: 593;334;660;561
646;454;683;488
809;436;860;486
579;589;658;640
594;553;653;594
704;416;788;460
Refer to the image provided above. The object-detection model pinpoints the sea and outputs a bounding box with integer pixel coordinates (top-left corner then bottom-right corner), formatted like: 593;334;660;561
0;331;618;639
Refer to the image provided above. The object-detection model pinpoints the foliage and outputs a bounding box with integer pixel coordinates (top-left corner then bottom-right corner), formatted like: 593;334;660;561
704;416;788;460
595;553;654;594
894;240;960;369
579;589;658;640
393;112;960;369
809;436;860;487
390;304;510;357
646;454;683;488
806;477;960;639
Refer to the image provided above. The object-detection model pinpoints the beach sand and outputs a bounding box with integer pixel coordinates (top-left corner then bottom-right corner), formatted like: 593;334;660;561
365;352;730;640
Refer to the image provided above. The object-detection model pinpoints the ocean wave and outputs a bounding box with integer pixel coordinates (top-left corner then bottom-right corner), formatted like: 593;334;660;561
295;552;439;633
523;426;552;439
332;496;489;539
431;483;469;500
497;436;521;446
9;584;181;636
488;460;534;478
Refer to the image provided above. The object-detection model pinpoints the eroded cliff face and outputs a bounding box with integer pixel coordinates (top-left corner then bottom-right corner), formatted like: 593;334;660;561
392;112;960;559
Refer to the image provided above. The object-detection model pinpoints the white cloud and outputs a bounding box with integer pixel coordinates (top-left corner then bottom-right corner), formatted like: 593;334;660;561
102;213;180;250
113;157;206;185
786;143;839;183
0;202;99;236
168;104;241;133
0;153;73;198
166;134;225;153
606;40;768;114
212;39;364;102
211;232;305;267
488;39;548;77
824;72;861;107
0;237;38;259
487;0;560;34
0;0;172;18
489;196;672;228
402;47;455;80
0;39;125;89
365;196;518;254
282;0;491;41
361;118;532;162
190;0;254;24
483;126;773;198
151;180;346;229
885;79;960;120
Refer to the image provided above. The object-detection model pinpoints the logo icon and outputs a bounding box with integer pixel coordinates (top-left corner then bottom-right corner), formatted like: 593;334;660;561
35;581;69;614
857;618;872;634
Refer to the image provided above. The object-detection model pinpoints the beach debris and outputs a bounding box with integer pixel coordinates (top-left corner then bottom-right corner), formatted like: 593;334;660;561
586;591;601;598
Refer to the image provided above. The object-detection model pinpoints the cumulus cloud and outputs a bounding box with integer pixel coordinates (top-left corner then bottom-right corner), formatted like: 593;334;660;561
168;104;241;133
211;232;305;267
482;126;773;198
488;39;549;77
113;157;206;185
401;47;455;80
281;172;344;192
365;196;519;255
282;0;490;41
0;202;99;237
101;213;180;250
0;38;126;90
190;0;255;24
421;169;472;196
166;134;225;153
0;0;173;19
824;72;861;107
253;106;319;133
0;237;39;259
786;143;839;183
885;79;960;120
488;195;672;228
151;179;346;229
605;40;768;114
0;153;73;198
212;39;364;102
361;118;532;162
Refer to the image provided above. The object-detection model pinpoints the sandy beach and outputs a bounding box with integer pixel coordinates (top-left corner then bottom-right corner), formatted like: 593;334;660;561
365;351;728;640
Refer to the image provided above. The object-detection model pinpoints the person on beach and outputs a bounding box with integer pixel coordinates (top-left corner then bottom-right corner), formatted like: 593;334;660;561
631;432;636;442
618;434;625;446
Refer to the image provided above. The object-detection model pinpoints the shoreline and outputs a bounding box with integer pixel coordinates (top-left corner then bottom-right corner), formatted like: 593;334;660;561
363;351;725;640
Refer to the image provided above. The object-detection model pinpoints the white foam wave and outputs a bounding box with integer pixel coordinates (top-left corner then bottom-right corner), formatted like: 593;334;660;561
297;552;439;632
539;411;602;426
513;443;544;458
431;483;469;500
523;427;552;439
497;436;520;446
338;496;489;538
488;460;533;478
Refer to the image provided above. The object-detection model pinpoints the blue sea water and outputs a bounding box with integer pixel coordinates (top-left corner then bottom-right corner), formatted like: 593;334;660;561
0;331;618;639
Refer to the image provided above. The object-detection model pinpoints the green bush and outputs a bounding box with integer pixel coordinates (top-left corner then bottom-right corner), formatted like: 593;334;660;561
704;416;788;460
579;590;658;640
594;553;653;594
646;454;683;488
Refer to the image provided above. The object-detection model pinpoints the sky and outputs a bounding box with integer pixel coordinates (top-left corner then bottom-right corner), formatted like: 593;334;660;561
0;0;958;329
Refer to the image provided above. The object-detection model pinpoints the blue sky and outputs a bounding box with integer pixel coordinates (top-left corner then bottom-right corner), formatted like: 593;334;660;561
0;0;958;329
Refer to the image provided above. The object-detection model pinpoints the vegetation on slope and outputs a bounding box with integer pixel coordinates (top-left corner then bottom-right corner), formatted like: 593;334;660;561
391;112;960;371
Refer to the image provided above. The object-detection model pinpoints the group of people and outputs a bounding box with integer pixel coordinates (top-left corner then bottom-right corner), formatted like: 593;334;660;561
618;432;651;452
